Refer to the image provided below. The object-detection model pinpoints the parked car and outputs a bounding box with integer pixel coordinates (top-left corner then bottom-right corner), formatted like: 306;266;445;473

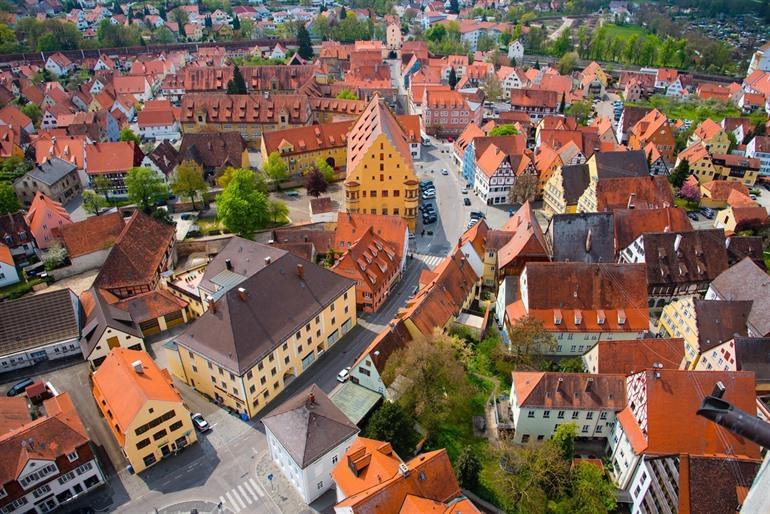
470;211;485;220
688;212;699;221
420;180;434;189
464;197;471;206
423;214;437;224
441;168;448;175
191;413;211;432
461;186;469;194
6;378;34;397
700;208;715;219
421;192;436;200
337;367;351;382
286;191;300;198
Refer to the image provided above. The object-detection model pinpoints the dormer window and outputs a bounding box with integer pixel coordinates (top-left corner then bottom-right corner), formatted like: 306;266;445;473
597;310;605;325
553;309;562;325
617;309;626;325
574;310;582;325
66;450;78;462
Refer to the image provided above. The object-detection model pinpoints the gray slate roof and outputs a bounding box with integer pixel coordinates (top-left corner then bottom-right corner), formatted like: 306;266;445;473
0;289;81;356
561;164;590;205
548;213;614;264
24;157;77;186
594;149;649;179
176;246;355;375
80;287;141;358
261;384;358;468
709;257;770;337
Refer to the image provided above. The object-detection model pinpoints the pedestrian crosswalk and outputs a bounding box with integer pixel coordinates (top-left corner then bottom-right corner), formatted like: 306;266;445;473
218;476;265;513
412;253;446;270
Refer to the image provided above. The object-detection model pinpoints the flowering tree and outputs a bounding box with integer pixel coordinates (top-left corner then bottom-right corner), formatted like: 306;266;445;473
679;182;701;203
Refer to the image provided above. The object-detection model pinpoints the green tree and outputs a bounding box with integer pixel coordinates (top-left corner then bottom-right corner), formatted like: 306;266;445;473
82;190;107;216
565;100;593;125
0;157;31;183
232;14;240;30
557;51;579;74
555;461;617;514
268;199;289;224
226;65;248;94
454;446;481;490
216;168;270;238
448;67;458;90
0;183;19;214
217;167;268;193
297;23;313;60
550;29;572;57
669;158;690;188
119;127;140;144
263;151;289;182
21;103;41;127
339;5;347;19
336;89;358;100
488;124;520;137
92;175;112;203
480;74;503;102
449;0;459;14
153;27;176;44
314;157;336;182
506;316;557;367
559;357;585;373
365;401;419;457
172;160;208;210
43;240;67;271
304;168;328;197
551;423;577;460
125;167;167;213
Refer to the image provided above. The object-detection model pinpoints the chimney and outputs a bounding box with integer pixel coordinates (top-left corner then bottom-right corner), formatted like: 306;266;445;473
207;295;216;313
307;392;316;407
556;377;563;393
237;287;247;301
296;263;304;279
265;256;272;265
225;258;232;271
398;462;409;477
585;377;593;392
627;193;636;209
584;228;592;253
132;360;144;374
674;233;683;253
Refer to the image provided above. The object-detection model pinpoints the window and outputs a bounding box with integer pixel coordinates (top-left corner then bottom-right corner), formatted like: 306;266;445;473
332;455;338;464
543;410;550;418
32;484;51;499
521;434;530;443
557;411;565;419
143;454;157;467
572;411;579;419
586;412;594;420
246;370;253;380
170;420;183;432
317;481;324;490
600;412;607;420
153;429;168;441
582;425;589;433
250;384;256;393
57;472;76;485
527;410;534;418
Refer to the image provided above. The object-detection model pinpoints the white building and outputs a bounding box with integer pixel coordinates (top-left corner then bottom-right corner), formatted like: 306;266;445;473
748;41;770;74
474;145;534;206
0;243;19;288
509;372;626;444
745;135;770;176
44;53;75;77
507;39;524;63
261;384;359;504
137;110;180;141
607;369;760;514
497;66;529;99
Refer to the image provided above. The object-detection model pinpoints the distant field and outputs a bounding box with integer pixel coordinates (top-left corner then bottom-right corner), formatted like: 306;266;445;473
602;23;649;38
628;95;768;125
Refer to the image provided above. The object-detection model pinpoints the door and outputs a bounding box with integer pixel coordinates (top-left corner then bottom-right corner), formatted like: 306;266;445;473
106;336;120;350
160;445;170;457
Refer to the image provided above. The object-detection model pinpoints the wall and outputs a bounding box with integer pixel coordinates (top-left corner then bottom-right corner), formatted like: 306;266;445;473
0;337;82;374
175;235;234;259
87;329;145;368
52;248;112;280
0;262;19;287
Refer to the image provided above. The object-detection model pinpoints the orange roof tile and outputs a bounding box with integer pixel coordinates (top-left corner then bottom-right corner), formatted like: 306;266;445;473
262;120;352;157
702;180;750;202
54;211;125;258
693;118;724;142
85;141;143;174
332;437;402;499
346;95;413;175
589;338;685;374
0;243;12;266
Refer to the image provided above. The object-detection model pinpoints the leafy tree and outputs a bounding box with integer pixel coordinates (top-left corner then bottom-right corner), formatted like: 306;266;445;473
454;446;481;490
21;103;41;127
448;67;458;90
125;167;167;213
268;199;288;224
153;27;176;44
365;401;419;457
152;208;173;225
43;240;67;271
476;32;496;52
555;461;617;514
551;423;576;461
205;15;213;29
480;74;503;102
488;124;519;137
171;7;189;28
382;331;471;435
336;89;358;100
172;160;208;210
0;157;31;183
426;24;446;43
550;29;572;57
226;65;248;94
679;182;701;203
559;357;585;373
305;168;328;197
449;0;459;14
506;316;557;367
263;151;289;182
565;100;593;125
314;157;335;182
216;168;270;238
330;15;372;43
92;175;112;203
218;167;268;193
96;19;141;48
557;51;579;74
297;23;313;60
119;127;140;144
339;6;347;19
82;190;107;216
510;174;539;204
669;159;690;188
0;183;19;214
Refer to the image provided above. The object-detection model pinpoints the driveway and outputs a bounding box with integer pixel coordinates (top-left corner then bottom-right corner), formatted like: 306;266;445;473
548;17;574;41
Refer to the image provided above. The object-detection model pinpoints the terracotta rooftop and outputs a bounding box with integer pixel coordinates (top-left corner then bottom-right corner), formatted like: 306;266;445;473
53;211;125;258
261;120;352;156
613;207;692;252
512;371;626;410
114;289;188;324
587;338;685;374
595;176;674;212
179;132;246;171
640;229;728;287
346;95;413;174
85;141;144;175
180;93;311;125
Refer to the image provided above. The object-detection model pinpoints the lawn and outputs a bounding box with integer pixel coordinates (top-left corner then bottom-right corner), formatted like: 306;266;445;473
629;95;769;125
0;277;44;300
602;23;648;39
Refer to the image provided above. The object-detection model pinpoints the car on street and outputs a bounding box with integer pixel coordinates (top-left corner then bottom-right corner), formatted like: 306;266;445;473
700;208;715;219
6;377;33;397
420;180;434;189
286;191;300;198
423;214;437;224
688;212;699;221
191;413;211;432
470;211;485;220
464;197;471;206
441;168;448;175
337;367;351;383
461;186;469;194
421;191;436;200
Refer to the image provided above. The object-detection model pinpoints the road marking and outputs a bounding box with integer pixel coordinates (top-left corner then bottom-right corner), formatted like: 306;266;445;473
231;488;247;509
249;477;264;497
238;485;252;504
219;496;227;509
225;491;241;512
243;480;260;501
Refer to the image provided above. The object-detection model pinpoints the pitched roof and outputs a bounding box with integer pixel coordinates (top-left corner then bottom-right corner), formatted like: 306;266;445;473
146;140;180;177
24;192;71;237
595;175;674;211
79;287;141;358
180;93;311;125
512;372;626;410
630;109;670;143
509;88;559;108
176;249;354;375
0;243;12;266
94;212;175;291
726;236;766;270
0;397;30;434
179;132;246;170
593;149;650;178
346;95;413;174
26;157;78;186
332;437;402;498
0;289;79;356
613;207;692;251
709;258;770;337
693;118;724;142
702;180;750;201
561;164;591;204
692;299;752;351
261;120;352;156
114;289;187;324
640;229;728;286
0;393;90;487
198;236;288;296
137;109;175;128
332;227;399;295
92;348;181;439
589;338;685;374
54;211;125;258
618;369;760;458
548;213;614;263
678;454;759;514
261;384;358;468
85;141;144;174
34;135;86;169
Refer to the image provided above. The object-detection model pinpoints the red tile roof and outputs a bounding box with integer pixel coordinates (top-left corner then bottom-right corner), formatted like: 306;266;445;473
53;211;125;258
85;141;144;175
512;371;627;410
261;120;352;157
612;207;692;251
595;176;674;212
588;338;685;374
114;289;187;323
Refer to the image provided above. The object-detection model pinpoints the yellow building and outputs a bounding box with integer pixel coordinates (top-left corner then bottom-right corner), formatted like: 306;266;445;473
344;96;419;231
657;297;752;369
168;240;357;418
688;118;731;155
260;120;353;175
91;348;197;473
676;143;717;183
576;150;651;213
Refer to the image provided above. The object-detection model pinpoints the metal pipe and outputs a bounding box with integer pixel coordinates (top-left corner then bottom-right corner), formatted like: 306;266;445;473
697;396;770;450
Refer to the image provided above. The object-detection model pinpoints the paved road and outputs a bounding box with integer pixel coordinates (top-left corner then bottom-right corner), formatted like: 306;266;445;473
548;17;574;41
